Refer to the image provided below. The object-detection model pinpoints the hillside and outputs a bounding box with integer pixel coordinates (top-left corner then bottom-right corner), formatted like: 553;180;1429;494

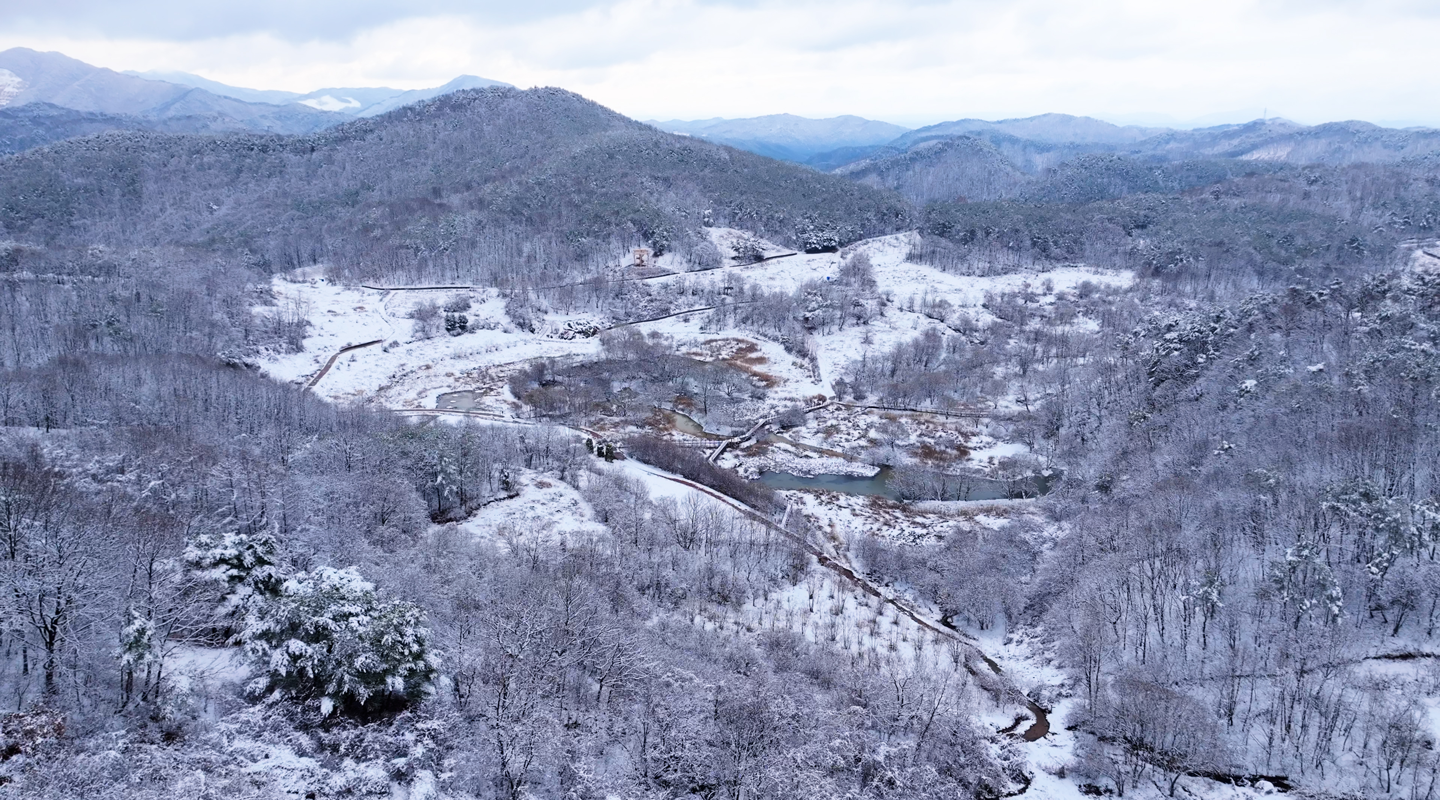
0;87;911;282
837;136;1030;203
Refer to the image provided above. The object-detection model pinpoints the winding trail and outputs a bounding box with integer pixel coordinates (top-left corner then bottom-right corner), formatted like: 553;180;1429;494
359;283;472;291
305;339;384;389
832;401;1014;421
609;305;718;329
626;461;1050;742
384;402;1051;742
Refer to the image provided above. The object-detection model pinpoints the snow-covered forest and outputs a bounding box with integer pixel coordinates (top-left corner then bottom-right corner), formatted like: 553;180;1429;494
2;84;1440;800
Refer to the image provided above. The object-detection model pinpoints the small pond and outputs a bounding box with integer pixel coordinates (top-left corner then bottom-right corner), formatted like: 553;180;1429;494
758;466;897;498
758;467;1060;502
436;390;483;411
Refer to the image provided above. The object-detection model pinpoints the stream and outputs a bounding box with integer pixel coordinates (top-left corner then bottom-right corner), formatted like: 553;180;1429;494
758;467;897;498
660;408;731;440
663;406;1060;502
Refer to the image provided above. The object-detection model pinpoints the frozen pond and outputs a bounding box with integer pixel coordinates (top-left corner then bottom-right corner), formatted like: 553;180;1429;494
436;390;483;410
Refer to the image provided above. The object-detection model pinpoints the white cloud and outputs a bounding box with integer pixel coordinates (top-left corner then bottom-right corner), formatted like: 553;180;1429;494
2;0;1436;126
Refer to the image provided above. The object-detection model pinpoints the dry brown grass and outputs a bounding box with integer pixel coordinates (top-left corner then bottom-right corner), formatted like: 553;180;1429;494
741;439;775;456
685;337;783;388
914;441;971;464
643;408;672;433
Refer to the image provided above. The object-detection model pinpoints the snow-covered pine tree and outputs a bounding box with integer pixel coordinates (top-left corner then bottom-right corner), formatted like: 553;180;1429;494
116;605;159;708
243;566;437;718
183;522;287;630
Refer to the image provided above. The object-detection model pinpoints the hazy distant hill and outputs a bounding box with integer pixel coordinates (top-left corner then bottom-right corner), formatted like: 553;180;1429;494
122;69;307;105
1135;118;1440;165
650;114;910;163
0;48;342;134
892;113;1165;149
125;69;513;117
0;102;263;155
0;87;911;279
828;111;1440;204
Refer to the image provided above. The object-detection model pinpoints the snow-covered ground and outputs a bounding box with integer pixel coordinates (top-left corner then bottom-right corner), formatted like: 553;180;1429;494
244;232;1151;798
647;231;1132;392
457;469;608;549
255;279;601;409
254;230;1128;430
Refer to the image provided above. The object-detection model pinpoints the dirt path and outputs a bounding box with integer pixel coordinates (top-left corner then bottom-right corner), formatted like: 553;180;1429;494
391;403;1052;743
359;283;473;291
627;462;1050;742
609;305;718;329
306;339;384;389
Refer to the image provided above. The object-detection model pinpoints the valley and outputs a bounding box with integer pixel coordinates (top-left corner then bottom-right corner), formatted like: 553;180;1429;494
2;71;1439;800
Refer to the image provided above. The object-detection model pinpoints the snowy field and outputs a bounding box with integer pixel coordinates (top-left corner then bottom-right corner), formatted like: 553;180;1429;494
256;280;601;410
254;229;1130;421
648;230;1132;393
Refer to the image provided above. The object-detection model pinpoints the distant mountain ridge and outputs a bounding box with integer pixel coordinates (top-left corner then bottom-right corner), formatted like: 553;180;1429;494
825;112;1440;204
125;69;513;117
649;114;910;163
0;48;343;134
0;48;513;154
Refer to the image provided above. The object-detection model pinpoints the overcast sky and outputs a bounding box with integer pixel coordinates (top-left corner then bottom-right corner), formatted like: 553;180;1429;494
1;0;1434;128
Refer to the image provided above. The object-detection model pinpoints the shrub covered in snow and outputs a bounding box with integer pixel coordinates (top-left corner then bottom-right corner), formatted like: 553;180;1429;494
243;567;437;719
441;294;472;313
184;528;287;628
730;232;768;264
443;312;469;336
795;217;855;253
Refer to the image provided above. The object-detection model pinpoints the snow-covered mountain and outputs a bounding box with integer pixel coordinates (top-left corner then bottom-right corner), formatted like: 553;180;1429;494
0;48;341;133
0;48;517;153
351;75;513;117
649;113;910;163
890;112;1166;149
125;69;512;117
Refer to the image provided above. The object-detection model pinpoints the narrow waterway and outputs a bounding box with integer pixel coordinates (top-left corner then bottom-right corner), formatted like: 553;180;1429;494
660;408;731;440
758;467;897;498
